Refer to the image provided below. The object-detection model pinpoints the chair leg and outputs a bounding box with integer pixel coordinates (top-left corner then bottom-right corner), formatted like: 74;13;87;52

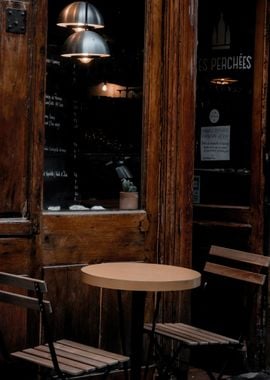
123;361;129;380
149;338;188;380
144;293;162;380
117;291;130;380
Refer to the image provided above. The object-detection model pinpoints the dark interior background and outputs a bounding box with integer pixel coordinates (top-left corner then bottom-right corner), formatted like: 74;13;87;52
44;1;145;210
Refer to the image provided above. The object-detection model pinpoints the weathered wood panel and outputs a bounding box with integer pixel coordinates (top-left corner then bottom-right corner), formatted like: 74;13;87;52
28;0;47;222
193;204;251;224
42;265;100;346
0;237;32;273
0;285;28;352
0;218;33;236
40;210;154;355
150;0;198;324
0;0;31;214
0;238;35;354
0;0;46;219
0;0;46;364
41;211;151;266
142;0;162;258
249;0;269;253
101;289;132;354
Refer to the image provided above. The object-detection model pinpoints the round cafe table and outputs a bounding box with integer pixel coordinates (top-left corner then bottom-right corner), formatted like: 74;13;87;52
81;262;201;380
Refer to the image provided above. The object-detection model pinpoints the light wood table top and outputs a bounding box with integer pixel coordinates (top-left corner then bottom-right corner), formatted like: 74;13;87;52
81;262;201;380
81;262;201;291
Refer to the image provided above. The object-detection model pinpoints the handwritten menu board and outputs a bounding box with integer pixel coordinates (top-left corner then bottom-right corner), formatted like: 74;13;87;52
43;57;79;209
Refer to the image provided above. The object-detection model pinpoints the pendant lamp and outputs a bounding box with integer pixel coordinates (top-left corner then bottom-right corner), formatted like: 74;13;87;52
57;1;110;63
61;30;110;63
57;1;104;31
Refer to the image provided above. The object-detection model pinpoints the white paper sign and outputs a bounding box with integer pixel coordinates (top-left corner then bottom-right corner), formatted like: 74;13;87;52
200;125;230;161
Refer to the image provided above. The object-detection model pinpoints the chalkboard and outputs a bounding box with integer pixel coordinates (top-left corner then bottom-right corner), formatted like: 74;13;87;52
44;56;76;209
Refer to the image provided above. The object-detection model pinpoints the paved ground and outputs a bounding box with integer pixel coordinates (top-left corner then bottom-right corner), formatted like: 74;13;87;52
188;368;270;380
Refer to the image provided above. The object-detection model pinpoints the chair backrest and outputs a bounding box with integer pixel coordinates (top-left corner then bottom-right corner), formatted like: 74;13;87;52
0;272;52;313
197;245;270;340
0;272;64;379
204;245;270;285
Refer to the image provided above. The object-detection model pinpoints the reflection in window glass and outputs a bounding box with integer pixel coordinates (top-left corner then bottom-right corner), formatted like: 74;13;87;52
44;1;144;211
194;0;256;205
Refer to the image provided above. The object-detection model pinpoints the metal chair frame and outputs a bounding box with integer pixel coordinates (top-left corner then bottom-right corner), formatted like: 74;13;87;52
0;272;129;379
144;246;270;380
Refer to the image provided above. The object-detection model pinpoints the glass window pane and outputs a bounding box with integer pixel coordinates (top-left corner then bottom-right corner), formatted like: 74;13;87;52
44;1;144;211
194;0;256;205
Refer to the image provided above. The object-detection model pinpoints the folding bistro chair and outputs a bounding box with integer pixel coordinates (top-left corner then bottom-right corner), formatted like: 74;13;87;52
144;245;270;380
0;272;129;379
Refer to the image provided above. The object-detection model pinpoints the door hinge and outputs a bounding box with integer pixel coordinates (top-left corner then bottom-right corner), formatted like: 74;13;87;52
6;8;26;34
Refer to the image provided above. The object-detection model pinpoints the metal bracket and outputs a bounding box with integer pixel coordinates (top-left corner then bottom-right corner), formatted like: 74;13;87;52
6;8;26;34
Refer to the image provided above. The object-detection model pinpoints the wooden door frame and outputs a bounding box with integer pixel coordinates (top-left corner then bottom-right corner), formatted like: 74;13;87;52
40;0;197;271
39;0;198;327
144;0;197;264
0;0;198;356
0;0;46;237
250;0;269;253
143;0;198;322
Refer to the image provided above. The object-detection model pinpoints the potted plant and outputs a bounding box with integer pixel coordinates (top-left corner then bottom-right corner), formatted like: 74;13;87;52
119;178;139;210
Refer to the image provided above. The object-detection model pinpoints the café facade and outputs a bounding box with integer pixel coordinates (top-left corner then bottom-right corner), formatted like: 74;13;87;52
0;0;269;376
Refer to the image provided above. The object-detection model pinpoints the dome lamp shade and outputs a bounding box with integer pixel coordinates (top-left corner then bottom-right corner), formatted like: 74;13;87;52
61;30;110;63
57;1;104;30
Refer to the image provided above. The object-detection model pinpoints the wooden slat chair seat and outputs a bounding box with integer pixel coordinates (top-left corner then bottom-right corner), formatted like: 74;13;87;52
12;339;129;376
0;272;129;379
144;246;270;380
145;322;240;346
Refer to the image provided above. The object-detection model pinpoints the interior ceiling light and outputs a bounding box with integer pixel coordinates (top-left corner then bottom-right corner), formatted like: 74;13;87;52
61;30;110;63
57;1;104;31
210;77;238;85
58;2;110;63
